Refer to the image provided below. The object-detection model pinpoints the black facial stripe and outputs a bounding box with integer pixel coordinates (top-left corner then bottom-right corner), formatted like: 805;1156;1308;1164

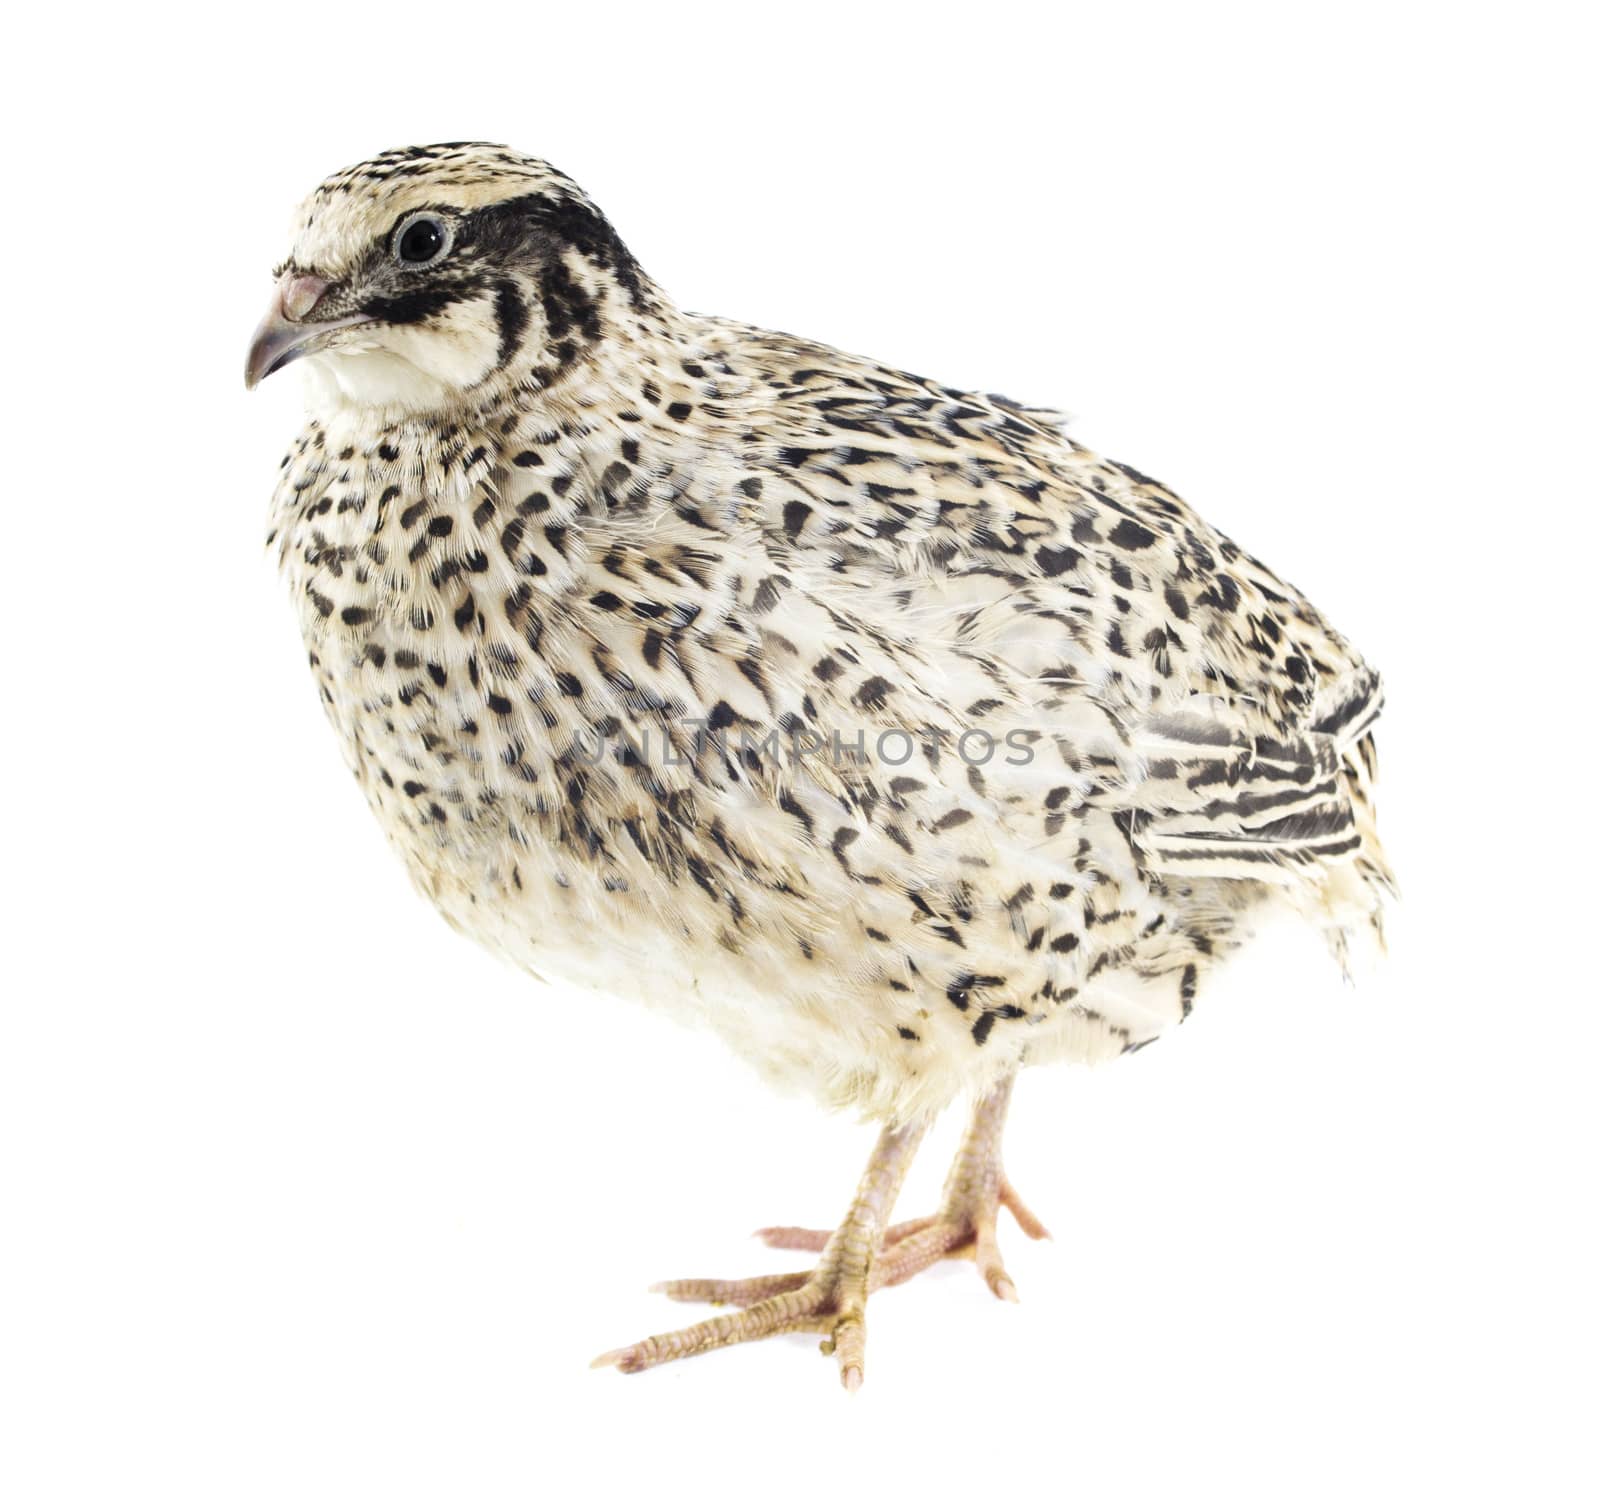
538;257;601;341
493;279;529;365
352;187;649;331
467;191;649;312
364;283;473;324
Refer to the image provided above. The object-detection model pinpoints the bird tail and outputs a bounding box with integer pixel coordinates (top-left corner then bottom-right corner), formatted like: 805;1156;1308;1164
1129;665;1395;975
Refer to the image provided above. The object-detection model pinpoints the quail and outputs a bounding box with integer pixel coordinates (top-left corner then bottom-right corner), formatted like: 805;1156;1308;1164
248;143;1391;1389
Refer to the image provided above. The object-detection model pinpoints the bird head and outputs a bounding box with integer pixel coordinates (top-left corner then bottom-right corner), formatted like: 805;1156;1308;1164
245;143;658;414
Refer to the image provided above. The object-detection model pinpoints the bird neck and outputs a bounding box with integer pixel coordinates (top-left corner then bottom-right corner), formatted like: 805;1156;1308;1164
269;305;759;617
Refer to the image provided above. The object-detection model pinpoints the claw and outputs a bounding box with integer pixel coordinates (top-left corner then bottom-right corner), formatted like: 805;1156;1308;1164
590;1346;637;1372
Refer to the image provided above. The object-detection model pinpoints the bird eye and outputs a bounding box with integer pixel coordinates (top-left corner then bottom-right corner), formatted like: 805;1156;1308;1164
394;213;450;266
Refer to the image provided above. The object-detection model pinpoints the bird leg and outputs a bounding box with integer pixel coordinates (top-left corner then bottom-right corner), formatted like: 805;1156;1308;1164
592;1116;929;1389
758;1071;1049;1302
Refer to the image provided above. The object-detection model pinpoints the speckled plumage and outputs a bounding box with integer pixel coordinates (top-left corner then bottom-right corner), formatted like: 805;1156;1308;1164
252;144;1391;1379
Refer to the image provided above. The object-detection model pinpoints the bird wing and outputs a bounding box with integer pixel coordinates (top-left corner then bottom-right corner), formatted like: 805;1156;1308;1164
719;323;1389;901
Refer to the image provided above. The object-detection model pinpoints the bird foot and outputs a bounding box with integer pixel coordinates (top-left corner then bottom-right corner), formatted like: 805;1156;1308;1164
593;1263;873;1388
591;1078;1040;1386
756;1173;1050;1301
592;1118;927;1389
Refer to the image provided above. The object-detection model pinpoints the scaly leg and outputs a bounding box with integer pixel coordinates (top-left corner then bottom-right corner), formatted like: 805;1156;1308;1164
759;1071;1049;1301
592;1116;928;1390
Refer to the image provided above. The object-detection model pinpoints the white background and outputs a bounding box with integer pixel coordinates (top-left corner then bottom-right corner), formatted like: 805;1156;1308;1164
4;4;1595;1481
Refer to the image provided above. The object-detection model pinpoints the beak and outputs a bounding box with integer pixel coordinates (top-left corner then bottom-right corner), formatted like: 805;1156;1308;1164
244;274;373;389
